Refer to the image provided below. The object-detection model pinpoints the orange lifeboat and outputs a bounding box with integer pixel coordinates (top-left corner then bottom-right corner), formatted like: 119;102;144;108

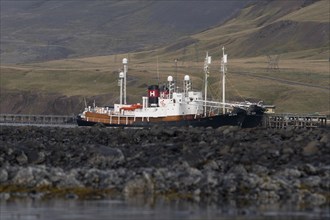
120;104;143;111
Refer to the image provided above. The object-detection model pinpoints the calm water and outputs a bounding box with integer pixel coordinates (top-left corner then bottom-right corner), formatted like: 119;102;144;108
1;197;328;220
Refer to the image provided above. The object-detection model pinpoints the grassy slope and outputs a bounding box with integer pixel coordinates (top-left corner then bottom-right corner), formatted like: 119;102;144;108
279;0;329;22
1;0;329;114
0;1;246;63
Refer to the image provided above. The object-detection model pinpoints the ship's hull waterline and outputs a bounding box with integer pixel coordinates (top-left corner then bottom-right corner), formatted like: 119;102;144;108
76;113;264;128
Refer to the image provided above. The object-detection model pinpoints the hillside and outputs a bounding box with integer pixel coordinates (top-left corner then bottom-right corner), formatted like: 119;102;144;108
152;0;329;61
0;0;329;115
0;0;246;64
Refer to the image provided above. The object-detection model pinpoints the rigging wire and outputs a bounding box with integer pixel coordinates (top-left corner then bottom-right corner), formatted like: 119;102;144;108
207;67;247;103
226;75;247;102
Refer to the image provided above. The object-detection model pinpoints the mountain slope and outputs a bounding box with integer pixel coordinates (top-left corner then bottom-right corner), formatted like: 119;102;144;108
0;0;246;63
154;0;329;60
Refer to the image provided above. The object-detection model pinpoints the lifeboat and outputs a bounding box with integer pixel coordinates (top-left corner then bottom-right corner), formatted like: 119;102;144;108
120;104;143;111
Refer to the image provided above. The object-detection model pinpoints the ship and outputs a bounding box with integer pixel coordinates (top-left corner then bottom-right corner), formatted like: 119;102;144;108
77;47;267;128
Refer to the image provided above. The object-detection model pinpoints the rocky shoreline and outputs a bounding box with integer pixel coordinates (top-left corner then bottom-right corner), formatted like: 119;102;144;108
0;125;329;207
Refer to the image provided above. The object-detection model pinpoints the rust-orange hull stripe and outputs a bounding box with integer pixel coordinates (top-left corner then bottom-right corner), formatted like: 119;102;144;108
84;112;197;125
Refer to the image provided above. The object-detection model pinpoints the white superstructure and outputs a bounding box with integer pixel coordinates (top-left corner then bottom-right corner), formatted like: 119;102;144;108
90;74;204;119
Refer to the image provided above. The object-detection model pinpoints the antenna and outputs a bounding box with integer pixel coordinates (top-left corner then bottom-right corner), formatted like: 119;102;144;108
174;58;178;91
157;55;160;84
122;58;128;104
204;52;211;116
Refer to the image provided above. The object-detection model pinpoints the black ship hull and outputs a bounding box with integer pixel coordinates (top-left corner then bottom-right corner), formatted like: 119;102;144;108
241;114;264;128
76;113;264;128
241;104;265;128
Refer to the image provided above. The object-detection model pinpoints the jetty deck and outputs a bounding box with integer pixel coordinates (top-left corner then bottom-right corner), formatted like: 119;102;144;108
0;114;76;126
0;113;328;128
264;114;328;129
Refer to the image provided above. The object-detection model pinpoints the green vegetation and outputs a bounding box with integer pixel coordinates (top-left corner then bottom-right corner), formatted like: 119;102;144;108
0;184;118;200
1;54;328;114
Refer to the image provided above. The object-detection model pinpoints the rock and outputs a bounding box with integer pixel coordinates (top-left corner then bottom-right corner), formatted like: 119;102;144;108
260;178;280;192
93;123;106;128
251;165;269;176
179;167;202;189
219;145;230;156
88;145;125;168
36;179;52;188
301;164;317;175
204;171;218;187
31;166;51;187
222;126;239;136
142;171;154;194
241;173;261;190
202;160;219;170
0;169;8;183
222;174;237;193
49;167;66;183
227;165;248;176
57;171;83;188
294;135;304;142
303;141;319;156
16;151;28;165
33;152;46;164
320;177;330;190
305;193;327;206
319;134;329;144
123;177;149;197
302;176;321;188
83;169;103;188
0;126;329;206
282;147;294;155
258;191;280;201
12;167;35;187
193;188;201;196
280;168;302;179
163;128;175;136
198;141;207;147
280;129;293;139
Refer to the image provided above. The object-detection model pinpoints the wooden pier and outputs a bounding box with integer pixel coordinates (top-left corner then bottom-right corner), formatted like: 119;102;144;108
264;114;328;129
0;114;76;126
0;113;328;129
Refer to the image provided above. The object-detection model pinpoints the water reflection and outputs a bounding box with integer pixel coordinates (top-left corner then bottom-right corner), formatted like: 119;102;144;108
1;197;328;220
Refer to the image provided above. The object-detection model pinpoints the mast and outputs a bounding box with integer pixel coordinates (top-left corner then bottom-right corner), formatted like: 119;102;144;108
221;47;227;114
123;58;128;104
204;52;211;116
119;71;124;105
157;55;160;84
174;58;178;92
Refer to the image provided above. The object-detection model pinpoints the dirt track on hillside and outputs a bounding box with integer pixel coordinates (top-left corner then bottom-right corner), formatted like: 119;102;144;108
233;71;330;91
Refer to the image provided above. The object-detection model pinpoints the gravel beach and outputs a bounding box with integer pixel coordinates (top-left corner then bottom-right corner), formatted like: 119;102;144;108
0;125;329;207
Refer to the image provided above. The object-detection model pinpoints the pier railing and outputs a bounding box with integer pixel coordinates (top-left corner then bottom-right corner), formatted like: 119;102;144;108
0;114;76;126
264;114;328;129
0;113;328;128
